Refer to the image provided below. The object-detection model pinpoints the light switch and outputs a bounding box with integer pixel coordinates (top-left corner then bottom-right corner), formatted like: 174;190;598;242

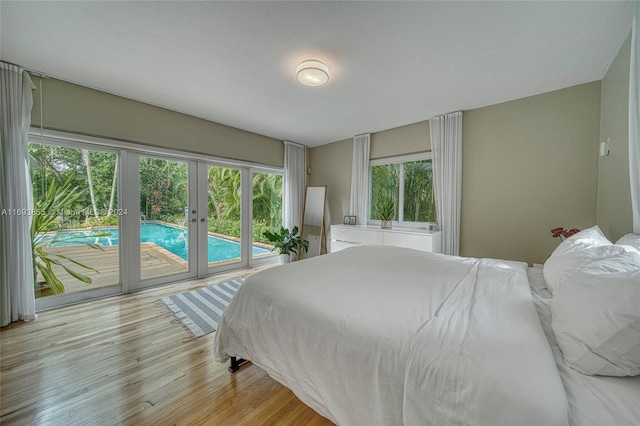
599;138;610;157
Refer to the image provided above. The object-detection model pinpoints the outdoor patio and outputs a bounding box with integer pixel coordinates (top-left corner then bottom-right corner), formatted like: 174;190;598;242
38;242;188;296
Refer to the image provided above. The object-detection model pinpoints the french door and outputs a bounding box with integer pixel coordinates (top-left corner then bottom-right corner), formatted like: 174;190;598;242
31;140;124;310
125;156;251;291
196;163;251;277
30;129;281;309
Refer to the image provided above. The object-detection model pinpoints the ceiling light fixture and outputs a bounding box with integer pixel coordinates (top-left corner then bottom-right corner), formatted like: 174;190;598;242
296;60;329;87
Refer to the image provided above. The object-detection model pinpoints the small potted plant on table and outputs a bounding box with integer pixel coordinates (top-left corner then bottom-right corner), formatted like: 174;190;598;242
377;198;395;229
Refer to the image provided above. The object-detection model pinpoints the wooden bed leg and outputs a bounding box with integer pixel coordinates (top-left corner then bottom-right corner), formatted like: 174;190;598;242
229;356;247;373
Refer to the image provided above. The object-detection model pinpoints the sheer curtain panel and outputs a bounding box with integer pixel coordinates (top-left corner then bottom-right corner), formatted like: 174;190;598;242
283;141;305;232
430;111;463;256
630;11;640;233
349;134;370;226
0;62;37;326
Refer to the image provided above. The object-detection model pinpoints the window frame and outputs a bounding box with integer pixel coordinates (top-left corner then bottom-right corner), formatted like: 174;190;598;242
369;151;434;229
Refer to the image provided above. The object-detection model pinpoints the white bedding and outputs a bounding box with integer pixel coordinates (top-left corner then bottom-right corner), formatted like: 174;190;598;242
528;265;640;426
214;246;569;425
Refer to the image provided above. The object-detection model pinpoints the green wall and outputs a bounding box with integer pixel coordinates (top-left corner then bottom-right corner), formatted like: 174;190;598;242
311;81;603;264
597;33;632;241
29;76;284;167
461;81;601;264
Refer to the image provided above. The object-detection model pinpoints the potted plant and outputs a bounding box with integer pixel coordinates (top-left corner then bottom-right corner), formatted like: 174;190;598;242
263;226;309;264
31;175;106;296
377;197;395;229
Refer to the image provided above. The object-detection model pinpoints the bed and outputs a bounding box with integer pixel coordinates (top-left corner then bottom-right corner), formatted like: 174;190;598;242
214;231;640;425
527;265;640;426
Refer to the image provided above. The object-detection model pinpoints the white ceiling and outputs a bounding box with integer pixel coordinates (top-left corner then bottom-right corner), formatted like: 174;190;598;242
0;1;633;147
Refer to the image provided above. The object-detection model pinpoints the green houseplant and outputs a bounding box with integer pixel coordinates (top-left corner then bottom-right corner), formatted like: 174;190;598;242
263;226;309;264
31;175;105;296
377;197;395;229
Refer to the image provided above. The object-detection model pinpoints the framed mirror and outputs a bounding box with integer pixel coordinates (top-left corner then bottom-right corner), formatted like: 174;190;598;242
299;185;327;259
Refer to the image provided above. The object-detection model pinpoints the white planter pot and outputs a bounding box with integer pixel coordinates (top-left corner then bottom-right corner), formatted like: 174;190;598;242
279;254;291;264
381;220;392;229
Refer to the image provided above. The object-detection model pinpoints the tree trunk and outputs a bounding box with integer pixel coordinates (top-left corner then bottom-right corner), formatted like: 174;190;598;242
83;149;99;217
208;189;222;220
107;160;118;215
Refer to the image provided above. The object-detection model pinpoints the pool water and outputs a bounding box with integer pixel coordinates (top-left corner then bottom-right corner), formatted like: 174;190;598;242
42;222;271;263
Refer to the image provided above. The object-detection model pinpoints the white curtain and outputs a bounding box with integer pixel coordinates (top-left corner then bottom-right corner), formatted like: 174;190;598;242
629;11;640;234
430;111;463;256
349;134;370;226
1;62;37;326
283;141;306;232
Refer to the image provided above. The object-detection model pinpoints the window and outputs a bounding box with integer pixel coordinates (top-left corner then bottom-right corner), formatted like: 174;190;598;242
27;128;287;310
28;142;121;298
370;153;436;226
251;170;283;260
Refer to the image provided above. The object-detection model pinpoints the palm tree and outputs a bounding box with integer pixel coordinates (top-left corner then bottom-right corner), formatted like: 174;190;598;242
252;172;283;227
107;160;118;215
207;167;241;220
82;149;99;218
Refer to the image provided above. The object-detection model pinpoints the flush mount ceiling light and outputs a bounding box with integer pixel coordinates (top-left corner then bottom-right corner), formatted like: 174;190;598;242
296;60;329;87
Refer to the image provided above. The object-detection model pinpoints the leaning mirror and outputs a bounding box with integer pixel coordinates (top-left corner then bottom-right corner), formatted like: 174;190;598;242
299;185;327;259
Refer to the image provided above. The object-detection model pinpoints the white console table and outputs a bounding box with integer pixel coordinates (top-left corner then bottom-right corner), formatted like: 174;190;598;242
330;224;442;253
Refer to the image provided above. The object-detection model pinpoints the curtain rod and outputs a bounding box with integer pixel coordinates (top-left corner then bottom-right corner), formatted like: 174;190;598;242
0;60;49;78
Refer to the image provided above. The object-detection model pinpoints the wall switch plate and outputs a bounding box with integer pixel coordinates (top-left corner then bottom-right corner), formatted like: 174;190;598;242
599;138;610;156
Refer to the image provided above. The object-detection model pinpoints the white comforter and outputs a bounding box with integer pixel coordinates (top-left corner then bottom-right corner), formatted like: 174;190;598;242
214;246;569;426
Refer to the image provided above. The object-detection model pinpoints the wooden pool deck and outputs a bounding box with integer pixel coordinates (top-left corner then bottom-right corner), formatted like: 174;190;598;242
37;232;276;297
38;242;189;295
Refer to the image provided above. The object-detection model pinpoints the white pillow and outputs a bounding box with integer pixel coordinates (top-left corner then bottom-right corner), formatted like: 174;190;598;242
616;233;640;251
543;226;612;294
551;249;640;376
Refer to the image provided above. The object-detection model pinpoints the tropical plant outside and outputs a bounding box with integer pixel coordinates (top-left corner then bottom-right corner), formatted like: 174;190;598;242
29;143;284;263
30;146;283;239
31;174;106;294
30;144;119;229
403;160;436;222
371;163;399;221
370;159;436;224
139;157;187;220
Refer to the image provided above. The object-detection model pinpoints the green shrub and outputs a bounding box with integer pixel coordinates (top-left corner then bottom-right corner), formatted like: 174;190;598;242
83;215;119;227
158;214;186;224
253;220;279;244
207;218;240;238
207;219;279;244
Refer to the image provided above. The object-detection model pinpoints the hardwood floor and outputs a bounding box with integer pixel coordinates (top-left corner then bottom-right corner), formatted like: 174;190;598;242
1;268;334;426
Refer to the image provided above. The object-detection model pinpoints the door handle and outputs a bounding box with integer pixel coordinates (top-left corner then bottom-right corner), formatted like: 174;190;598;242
191;219;197;223
200;218;206;223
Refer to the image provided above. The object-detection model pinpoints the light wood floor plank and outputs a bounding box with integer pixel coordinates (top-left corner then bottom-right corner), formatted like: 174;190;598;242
1;268;334;426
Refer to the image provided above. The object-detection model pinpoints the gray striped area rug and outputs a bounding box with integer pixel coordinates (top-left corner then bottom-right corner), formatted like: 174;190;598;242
160;279;244;338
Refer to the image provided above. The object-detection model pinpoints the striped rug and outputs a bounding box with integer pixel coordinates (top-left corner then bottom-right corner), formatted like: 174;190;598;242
159;279;244;338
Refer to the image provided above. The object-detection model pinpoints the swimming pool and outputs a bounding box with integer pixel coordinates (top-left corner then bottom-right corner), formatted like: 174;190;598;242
41;222;271;263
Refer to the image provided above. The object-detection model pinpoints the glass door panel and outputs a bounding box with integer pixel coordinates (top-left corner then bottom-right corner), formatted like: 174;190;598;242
252;171;283;261
138;156;190;281
203;165;243;268
29;143;121;306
